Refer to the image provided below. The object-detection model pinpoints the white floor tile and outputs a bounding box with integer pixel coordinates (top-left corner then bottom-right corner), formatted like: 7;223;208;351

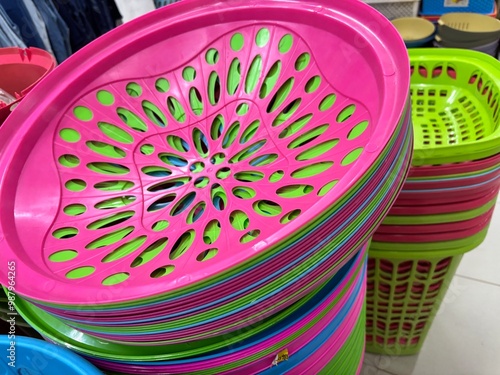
456;203;500;286
114;0;156;23
375;276;500;375
364;352;381;367
361;363;379;375
361;363;398;375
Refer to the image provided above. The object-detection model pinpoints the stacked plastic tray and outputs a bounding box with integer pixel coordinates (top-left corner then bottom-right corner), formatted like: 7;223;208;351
367;48;500;355
10;246;367;374
0;0;412;373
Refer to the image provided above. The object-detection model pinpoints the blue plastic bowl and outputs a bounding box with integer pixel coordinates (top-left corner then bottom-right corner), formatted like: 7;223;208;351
1;335;102;374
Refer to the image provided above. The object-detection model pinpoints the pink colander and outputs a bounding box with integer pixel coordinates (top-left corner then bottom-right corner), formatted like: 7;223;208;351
0;0;409;305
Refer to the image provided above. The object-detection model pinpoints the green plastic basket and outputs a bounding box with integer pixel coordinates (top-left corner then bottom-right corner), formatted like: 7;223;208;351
366;246;464;355
410;49;500;166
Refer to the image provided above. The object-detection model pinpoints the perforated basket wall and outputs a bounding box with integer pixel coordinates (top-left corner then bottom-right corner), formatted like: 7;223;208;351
366;251;463;355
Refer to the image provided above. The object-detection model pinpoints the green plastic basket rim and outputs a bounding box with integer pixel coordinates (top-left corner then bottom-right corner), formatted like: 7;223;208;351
410;48;500;166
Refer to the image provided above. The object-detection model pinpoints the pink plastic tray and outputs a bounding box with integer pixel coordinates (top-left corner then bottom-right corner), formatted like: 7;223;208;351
0;0;409;305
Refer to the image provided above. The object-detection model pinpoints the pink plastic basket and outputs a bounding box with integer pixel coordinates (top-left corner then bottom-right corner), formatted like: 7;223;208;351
403;166;500;190
373;209;493;243
0;0;409;305
396;182;500;205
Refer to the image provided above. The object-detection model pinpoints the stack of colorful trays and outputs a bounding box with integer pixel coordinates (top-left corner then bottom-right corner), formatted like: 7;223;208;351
367;48;500;355
0;0;412;373
10;246;367;374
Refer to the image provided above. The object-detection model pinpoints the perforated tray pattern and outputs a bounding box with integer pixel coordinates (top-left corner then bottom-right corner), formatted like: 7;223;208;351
45;25;372;287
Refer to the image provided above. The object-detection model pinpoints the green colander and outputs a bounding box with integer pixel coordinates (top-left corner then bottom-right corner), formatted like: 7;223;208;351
410;49;500;166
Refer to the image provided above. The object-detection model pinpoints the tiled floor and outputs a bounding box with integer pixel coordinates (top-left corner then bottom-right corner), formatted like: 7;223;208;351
113;2;500;374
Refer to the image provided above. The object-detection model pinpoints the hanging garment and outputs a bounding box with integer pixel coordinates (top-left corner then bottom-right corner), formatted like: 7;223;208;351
154;0;181;8
0;0;44;48
0;5;26;48
87;0;115;36
52;0;97;52
0;27;11;48
105;0;122;25
35;0;71;62
0;0;52;52
22;0;53;53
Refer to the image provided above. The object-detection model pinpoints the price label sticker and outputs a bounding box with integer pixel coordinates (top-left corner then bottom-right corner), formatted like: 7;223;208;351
272;349;289;366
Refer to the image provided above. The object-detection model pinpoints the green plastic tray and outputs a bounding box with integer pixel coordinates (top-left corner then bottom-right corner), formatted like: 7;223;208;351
410;49;500;166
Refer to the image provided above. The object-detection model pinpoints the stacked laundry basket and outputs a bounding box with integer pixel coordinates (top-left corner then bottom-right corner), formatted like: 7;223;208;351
0;0;413;373
367;49;500;355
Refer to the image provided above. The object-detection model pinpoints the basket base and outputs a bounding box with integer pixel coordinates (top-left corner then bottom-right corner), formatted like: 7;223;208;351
365;252;464;356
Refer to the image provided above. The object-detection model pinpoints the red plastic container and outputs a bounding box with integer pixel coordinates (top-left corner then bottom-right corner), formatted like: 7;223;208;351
389;187;499;216
373;208;493;243
377;207;495;235
408;153;500;178
0;47;56;125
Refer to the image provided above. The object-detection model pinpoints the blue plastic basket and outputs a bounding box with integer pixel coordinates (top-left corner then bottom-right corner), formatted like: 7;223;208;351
421;0;495;15
1;336;102;374
154;0;180;8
